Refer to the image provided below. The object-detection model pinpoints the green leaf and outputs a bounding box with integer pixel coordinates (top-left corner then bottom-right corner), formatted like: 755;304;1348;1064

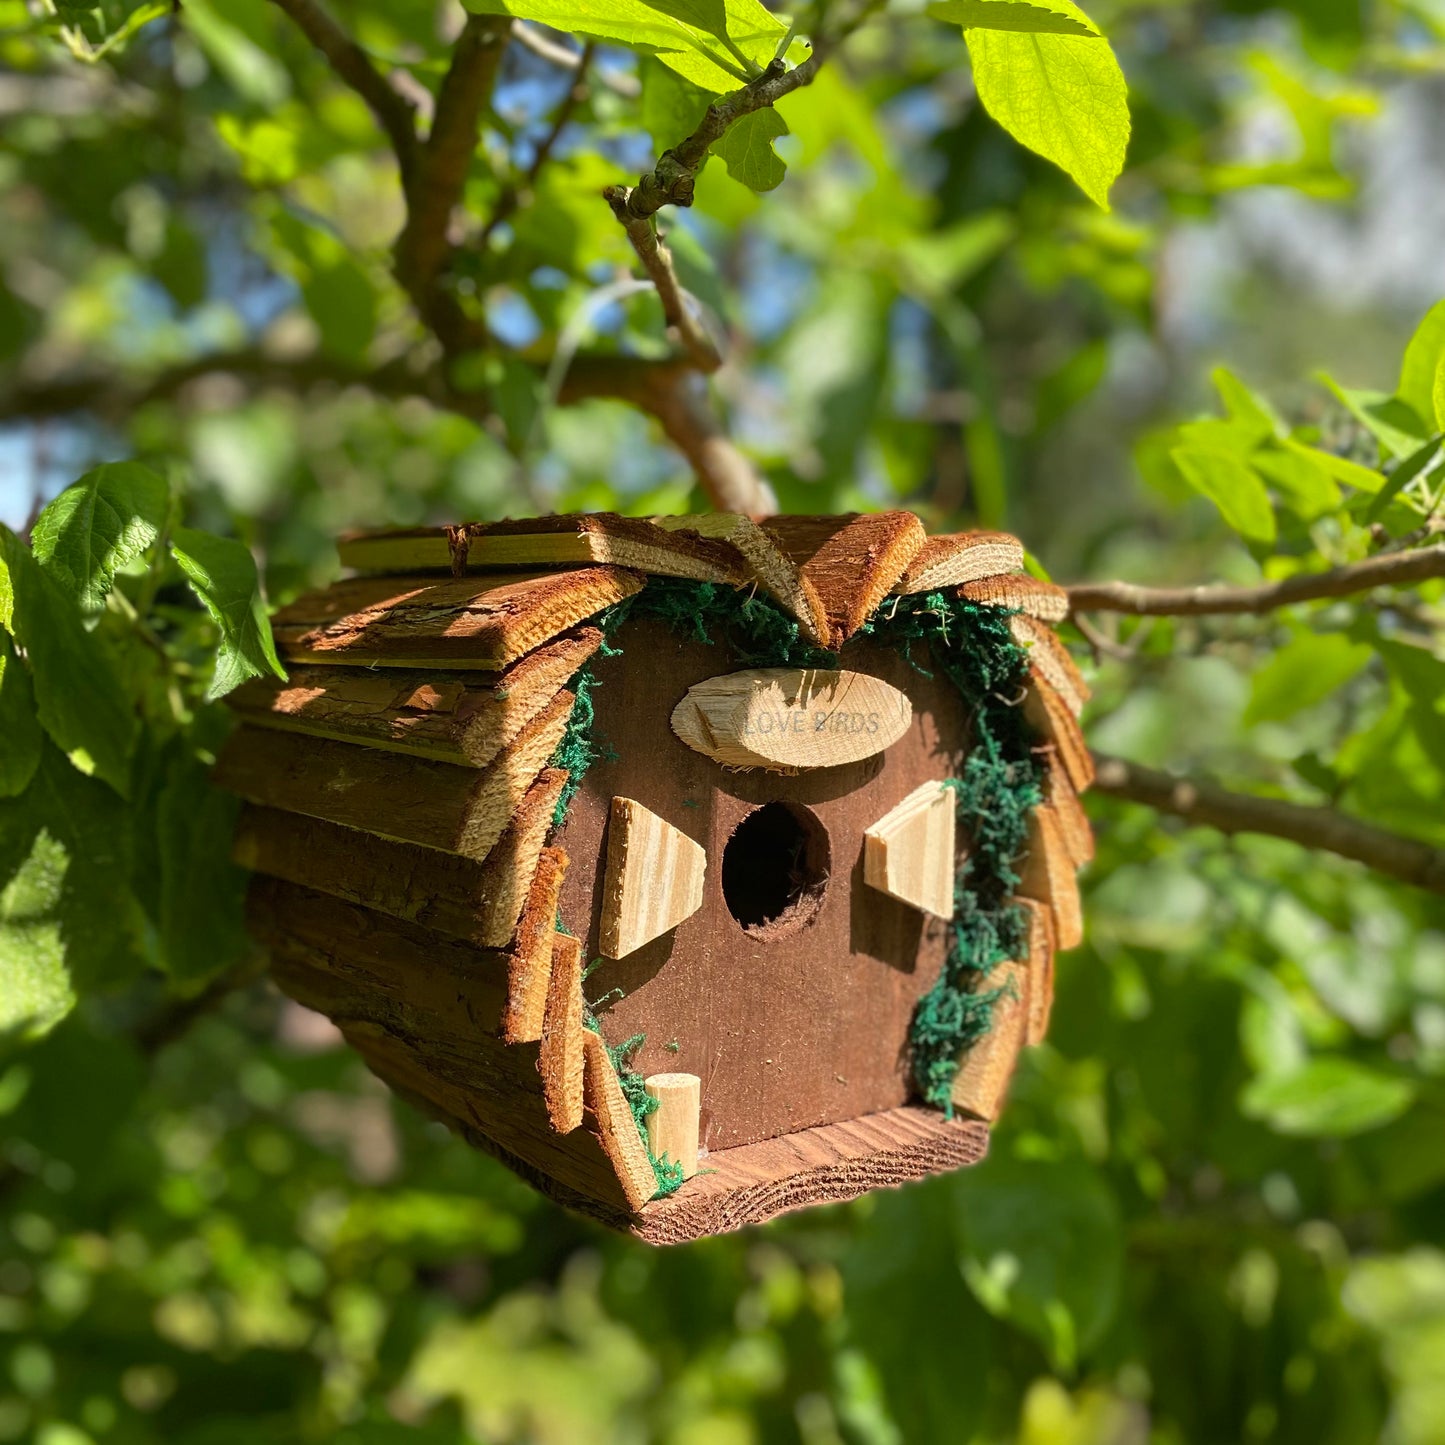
302;259;378;361
964;24;1129;210
1253;447;1341;519
711;109;789;191
0;633;42;799
927;0;1099;36
1318;373;1431;461
1241;1057;1416;1137
169;527;286;700
1279;438;1384;494
1365;436;1441;524
1244;631;1373;725
0;528;137;796
951;1156;1124;1372
461;0;785;91
1433;350;1445;435
1396;297;1445;427
1213;366;1284;442
1171;446;1277;544
30;461;169;611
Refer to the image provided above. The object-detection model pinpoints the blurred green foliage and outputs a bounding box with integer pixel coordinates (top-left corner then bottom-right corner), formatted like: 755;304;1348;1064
4;0;1445;1440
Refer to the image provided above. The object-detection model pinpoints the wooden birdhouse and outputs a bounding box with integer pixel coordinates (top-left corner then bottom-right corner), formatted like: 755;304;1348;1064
217;512;1093;1243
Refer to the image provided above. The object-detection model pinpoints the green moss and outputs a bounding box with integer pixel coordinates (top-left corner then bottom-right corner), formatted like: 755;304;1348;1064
554;579;1046;1190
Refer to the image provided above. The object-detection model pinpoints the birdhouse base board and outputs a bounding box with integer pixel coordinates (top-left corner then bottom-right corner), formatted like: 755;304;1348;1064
438;1097;990;1244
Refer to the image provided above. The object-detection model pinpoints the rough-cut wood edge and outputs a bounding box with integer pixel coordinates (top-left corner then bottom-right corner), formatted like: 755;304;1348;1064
597;796;706;958
1009;616;1090;717
652;514;829;644
273;567;644;670
502;848;568;1044
582;1028;658;1212
337;514;749;586
959;574;1070;623
784;511;926;647
1018;898;1057;1046
893;531;1025;594
1017;804;1084;950
227;629;600;769
1044;763;1095;869
632;1106;990;1245
951;960;1030;1122
1023;669;1095;794
231;767;568;950
540;932;586;1133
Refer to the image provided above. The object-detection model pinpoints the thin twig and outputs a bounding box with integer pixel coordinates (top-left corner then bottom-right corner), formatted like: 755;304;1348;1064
480;43;594;248
266;0;417;172
510;20;639;96
1092;753;1445;896
1067;544;1445;616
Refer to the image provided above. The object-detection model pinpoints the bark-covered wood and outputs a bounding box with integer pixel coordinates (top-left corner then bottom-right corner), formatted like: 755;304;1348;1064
1017;804;1085;950
1024;670;1096;794
228;629;599;767
959;574;1070;623
233;767;567;949
251;878;637;1212
1019;898;1056;1046
338;513;747;584
271;567;643;669
582;1029;658;1212
1010;615;1091;717
215;691;572;861
951;960;1030;1122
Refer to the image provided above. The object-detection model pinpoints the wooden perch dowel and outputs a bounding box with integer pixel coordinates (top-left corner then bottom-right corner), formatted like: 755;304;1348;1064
863;780;957;919
215;691;572;862
644;1073;701;1180
271;567;643;669
598;797;706;959
228;630;600;768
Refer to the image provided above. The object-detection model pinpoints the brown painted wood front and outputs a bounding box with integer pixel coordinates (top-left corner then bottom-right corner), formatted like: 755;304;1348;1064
555;617;971;1153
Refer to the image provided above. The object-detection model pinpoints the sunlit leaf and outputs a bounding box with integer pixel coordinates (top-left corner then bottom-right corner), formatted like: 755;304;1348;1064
927;0;1099;37
169;528;286;700
964;21;1129;210
1245;631;1374;725
1241;1057;1415;1137
1396;297;1445;427
29;461;169;611
0;633;41;799
711;108;789;191
1171;445;1277;544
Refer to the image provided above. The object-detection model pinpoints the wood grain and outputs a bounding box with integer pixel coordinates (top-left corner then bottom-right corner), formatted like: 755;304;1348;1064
1009;616;1090;717
644;1073;701;1180
228;630;600;768
215;691;572;861
1019;898;1056;1046
540;933;586;1134
233;766;564;949
1044;762;1095;869
582;1028;658;1212
959;574;1070;623
670;668;913;772
555;617;972;1150
863;780;957;919
339;514;748;585
598;797;707;959
951;960;1030;1122
1023;670;1095;794
1016;804;1084;950
894;531;1024;594
503;848;568;1044
250;878;638;1214
271;568;643;669
632;1106;990;1245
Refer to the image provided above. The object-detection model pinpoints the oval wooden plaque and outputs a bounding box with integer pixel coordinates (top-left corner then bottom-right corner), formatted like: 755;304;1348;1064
670;668;913;771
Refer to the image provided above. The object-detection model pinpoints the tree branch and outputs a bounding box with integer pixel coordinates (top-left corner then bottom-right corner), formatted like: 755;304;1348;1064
1092;753;1445;897
510;21;639;97
266;0;417;172
1067;545;1445;617
394;12;509;319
